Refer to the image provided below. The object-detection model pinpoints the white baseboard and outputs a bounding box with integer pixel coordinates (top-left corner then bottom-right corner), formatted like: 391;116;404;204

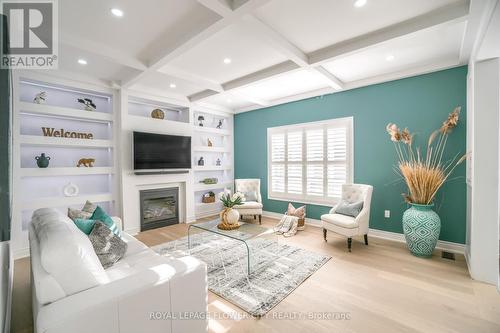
13;247;30;260
262;210;465;254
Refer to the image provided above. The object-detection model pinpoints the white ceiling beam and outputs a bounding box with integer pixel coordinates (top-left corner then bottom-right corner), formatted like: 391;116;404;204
312;66;344;90
60;33;147;71
230;91;271;106
189;90;219;102
197;0;234;17
159;66;224;92
309;0;470;65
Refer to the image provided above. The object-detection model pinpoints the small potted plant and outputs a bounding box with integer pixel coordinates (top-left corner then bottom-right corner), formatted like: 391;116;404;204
386;107;466;257
218;191;243;228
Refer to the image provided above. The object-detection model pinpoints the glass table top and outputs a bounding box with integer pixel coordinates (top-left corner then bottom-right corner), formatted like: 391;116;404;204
189;218;274;242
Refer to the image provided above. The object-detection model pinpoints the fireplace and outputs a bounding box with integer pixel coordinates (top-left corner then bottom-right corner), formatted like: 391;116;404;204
139;187;179;231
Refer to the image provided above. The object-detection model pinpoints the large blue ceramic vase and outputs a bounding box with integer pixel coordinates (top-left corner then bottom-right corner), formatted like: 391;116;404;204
402;203;441;257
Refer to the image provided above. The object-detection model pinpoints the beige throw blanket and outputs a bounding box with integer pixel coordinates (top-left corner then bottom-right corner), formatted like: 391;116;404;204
274;214;299;237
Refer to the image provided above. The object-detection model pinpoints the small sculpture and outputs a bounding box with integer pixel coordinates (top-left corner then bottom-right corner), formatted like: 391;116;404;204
77;158;95;167
34;91;46;104
198;157;204;166
77;98;96;111
151;108;165;119
35;153;50;168
63;182;79;197
200;178;218;184
198;115;205;127
207;138;213;147
216;119;223;129
216;158;221;166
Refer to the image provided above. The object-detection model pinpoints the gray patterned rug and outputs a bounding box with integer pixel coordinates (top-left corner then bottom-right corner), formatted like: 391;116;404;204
152;232;331;317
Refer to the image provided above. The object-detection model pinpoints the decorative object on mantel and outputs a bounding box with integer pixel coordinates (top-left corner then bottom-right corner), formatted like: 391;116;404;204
218;192;243;229
386;107;466;258
216;119;223;129
200;177;218;185
77;158;95;167
216;158;221;166
33;91;46;104
197;157;204;166
202;191;216;204
77;98;96;111
150;108;165;119
63;182;79;197
35;153;50;168
197;115;205;127
41;127;94;139
207;138;213;147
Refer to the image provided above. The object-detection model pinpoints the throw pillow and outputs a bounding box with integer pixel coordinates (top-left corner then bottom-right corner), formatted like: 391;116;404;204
287;203;306;219
244;190;258;202
73;218;97;235
88;221;127;269
91;206;121;237
67;208;92;222
335;200;364;218
82;200;97;214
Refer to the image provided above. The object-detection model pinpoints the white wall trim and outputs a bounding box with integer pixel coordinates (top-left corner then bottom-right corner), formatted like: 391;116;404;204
262;210;466;254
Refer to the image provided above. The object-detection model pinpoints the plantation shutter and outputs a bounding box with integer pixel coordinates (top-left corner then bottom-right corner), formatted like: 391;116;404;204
268;117;352;205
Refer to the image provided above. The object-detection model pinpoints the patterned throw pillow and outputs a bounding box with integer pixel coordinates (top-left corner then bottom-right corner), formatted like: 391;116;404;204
244;191;258;202
335;200;364;218
88;221;127;269
91;206;121;237
287;203;306;219
82;200;97;214
67;208;92;222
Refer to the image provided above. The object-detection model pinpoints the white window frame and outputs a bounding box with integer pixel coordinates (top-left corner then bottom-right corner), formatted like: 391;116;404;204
267;117;354;206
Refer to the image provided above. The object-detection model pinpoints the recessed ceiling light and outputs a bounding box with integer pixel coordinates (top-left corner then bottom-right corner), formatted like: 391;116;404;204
223;58;232;64
354;0;367;8
386;54;395;62
169;83;176;88
110;8;124;17
77;59;87;65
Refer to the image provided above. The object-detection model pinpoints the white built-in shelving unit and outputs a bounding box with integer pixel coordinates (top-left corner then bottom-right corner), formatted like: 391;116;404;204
192;109;234;218
11;72;118;258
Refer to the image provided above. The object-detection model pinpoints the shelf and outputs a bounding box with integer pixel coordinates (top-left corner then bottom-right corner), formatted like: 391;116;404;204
126;115;191;133
194;181;233;191
193;146;231;153
19;102;113;122
19;135;114;148
192;166;231;171
20;167;115;177
193;126;231;136
21;193;114;210
196;201;222;208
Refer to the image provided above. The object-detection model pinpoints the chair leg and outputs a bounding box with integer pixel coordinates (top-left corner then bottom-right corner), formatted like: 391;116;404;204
258;215;262;224
323;228;327;241
254;215;256;219
364;234;368;245
347;238;352;252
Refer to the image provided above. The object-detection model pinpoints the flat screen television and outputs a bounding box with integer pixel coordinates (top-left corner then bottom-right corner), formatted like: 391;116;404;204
133;131;191;170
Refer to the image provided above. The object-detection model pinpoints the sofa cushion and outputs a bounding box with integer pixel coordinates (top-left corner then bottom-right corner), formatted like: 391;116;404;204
73;218;97;235
335;200;364;218
121;232;149;256
31;208;109;299
321;213;358;229
91;206;121;237
89;221;128;269
233;201;263;209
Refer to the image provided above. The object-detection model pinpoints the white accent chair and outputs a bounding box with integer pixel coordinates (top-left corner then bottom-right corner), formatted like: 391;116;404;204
321;184;373;252
233;179;263;224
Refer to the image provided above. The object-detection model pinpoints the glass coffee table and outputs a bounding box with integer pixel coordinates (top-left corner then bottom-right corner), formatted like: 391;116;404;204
187;219;278;275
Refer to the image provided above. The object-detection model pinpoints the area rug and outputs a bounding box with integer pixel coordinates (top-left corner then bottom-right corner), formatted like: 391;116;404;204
152;232;331;317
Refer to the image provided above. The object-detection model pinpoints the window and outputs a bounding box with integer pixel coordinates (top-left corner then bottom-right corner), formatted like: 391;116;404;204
268;117;353;205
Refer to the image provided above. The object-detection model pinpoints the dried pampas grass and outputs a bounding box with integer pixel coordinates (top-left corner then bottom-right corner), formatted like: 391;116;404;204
387;107;466;205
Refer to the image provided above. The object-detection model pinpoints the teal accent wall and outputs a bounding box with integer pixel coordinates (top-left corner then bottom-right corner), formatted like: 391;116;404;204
234;66;467;244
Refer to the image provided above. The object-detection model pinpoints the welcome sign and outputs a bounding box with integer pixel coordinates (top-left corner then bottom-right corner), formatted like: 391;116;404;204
41;127;94;139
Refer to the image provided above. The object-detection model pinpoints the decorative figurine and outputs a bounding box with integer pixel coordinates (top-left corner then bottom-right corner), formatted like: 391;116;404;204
34;91;46;104
77;98;96;111
63;182;79;197
35;153;50;168
216;158;221;166
200;178;218;185
77;158;95;167
197;157;205;166
216;119;223;129
207;138;213;147
197;115;205;127
151;108;165;119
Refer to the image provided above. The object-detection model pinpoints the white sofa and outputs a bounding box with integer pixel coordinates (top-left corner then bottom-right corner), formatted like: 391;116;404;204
29;208;208;333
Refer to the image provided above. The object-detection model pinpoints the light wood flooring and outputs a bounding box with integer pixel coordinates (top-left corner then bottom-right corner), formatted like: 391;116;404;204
11;216;500;333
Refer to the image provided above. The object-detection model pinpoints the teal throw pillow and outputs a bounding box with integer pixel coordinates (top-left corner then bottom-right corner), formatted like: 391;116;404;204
73;218;97;235
91;206;121;237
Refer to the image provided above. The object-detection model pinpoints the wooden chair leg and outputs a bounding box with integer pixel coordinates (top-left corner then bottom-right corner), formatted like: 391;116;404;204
258;215;262;224
347;237;352;252
364;234;368;245
323;228;327;241
254;215;256;219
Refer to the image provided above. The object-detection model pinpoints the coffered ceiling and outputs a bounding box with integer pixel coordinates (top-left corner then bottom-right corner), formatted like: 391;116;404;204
56;0;486;113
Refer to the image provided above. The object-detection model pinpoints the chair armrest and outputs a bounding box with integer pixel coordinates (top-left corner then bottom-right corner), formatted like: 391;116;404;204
257;192;262;203
329;204;338;214
355;208;370;234
111;216;122;231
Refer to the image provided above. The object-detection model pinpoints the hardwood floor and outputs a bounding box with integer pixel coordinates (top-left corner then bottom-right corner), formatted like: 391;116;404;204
12;216;500;333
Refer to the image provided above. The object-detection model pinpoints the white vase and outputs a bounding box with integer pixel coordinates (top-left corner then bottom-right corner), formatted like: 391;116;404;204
220;208;240;225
